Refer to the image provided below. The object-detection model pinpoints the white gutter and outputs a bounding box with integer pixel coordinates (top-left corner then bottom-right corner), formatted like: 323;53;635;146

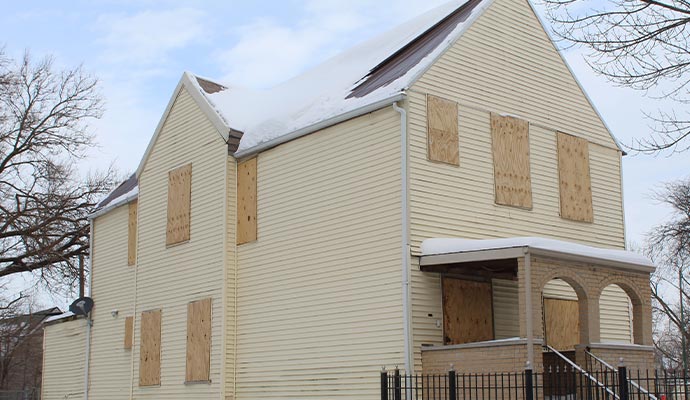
392;101;414;375
88;194;138;220
524;249;534;369
83;222;94;400
233;94;406;160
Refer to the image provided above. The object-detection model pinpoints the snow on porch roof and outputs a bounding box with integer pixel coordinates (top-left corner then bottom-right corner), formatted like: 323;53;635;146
420;237;654;272
191;0;492;156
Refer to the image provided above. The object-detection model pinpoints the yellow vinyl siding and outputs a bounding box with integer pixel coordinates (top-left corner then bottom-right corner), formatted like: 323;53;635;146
234;107;403;399
133;87;227;399
493;279;520;339
600;285;633;344
88;205;135;399
408;0;626;361
42;320;86;400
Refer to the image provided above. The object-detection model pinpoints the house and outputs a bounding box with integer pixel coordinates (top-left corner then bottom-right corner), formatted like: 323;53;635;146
0;307;61;398
42;0;656;398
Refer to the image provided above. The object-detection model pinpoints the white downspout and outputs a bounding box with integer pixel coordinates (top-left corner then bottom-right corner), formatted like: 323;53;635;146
84;221;94;400
393;101;414;375
524;249;534;369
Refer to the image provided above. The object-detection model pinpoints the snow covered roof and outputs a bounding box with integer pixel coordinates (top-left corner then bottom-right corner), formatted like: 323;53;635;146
420;237;654;271
44;311;77;324
190;0;493;156
91;173;138;219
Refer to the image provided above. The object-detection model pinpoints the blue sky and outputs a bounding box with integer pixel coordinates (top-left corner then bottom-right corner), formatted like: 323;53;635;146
0;0;687;304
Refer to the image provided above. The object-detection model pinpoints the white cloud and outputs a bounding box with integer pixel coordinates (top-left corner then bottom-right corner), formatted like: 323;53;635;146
95;8;207;66
214;0;449;88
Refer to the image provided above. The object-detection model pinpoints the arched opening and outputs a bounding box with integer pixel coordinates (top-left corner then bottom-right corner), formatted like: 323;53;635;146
599;282;646;345
599;284;633;344
542;278;586;351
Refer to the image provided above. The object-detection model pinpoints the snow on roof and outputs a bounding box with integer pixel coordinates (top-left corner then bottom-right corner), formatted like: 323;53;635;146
91;174;138;219
421;237;654;268
191;0;492;154
44;311;76;324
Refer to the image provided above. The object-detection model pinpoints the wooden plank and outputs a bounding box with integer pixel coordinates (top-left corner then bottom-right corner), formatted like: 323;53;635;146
139;310;161;386
166;163;192;245
237;158;257;244
186;298;212;382
544;298;580;351
557;132;593;222
124;316;133;350
427;94;459;165
442;277;493;345
127;201;138;266
490;113;532;208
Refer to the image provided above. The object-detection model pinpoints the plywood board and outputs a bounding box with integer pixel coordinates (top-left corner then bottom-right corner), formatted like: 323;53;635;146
490;113;532;208
237;158;257;244
544;298;579;351
127;201;138;266
557;132;593;222
442;278;493;345
186;298;212;382
427;95;459;165
124;316;133;350
139;310;161;386
166;163;192;245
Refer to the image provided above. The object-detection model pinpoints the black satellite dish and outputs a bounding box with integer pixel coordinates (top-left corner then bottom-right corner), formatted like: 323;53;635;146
69;297;94;316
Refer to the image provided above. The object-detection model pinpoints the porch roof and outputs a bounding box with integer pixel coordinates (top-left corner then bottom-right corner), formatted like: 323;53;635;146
419;237;654;273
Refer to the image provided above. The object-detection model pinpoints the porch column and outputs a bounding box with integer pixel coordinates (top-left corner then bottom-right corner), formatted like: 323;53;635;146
582;296;599;344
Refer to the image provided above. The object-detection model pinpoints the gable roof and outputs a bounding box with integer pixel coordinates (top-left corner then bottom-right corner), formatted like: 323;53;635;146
188;0;494;157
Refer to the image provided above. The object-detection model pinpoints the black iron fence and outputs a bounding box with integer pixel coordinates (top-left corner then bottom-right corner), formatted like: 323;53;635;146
380;366;690;400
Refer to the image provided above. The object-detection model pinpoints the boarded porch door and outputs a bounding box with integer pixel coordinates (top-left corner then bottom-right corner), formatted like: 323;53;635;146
442;277;493;345
543;298;579;351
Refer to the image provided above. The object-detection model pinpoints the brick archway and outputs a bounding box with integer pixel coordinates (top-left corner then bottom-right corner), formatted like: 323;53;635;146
539;273;591;347
595;277;650;345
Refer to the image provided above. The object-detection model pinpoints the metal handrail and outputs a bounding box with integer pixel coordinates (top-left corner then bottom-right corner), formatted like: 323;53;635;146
584;349;657;400
545;345;620;399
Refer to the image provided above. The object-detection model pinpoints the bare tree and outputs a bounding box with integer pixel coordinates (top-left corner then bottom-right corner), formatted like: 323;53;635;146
541;0;690;154
647;177;690;368
0;48;116;294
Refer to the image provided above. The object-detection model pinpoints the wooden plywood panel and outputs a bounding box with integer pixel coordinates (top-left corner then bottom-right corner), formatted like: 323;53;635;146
128;201;137;266
237;158;257;245
544;298;579;351
186;298;212;382
139;310;161;386
124;316;134;350
166;163;192;245
442;278;493;345
490;113;532;208
557;132;593;222
427;95;459;165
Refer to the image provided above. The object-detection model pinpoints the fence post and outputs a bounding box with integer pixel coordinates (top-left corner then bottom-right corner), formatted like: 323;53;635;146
525;362;534;400
449;365;457;400
618;359;629;400
394;367;402;400
381;367;388;400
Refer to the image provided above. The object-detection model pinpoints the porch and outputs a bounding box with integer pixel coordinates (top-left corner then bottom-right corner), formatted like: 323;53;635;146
417;237;656;374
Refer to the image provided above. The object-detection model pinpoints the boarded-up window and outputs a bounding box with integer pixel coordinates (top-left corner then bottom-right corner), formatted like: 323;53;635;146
442;278;493;345
490;113;532;208
544;298;580;351
128;201;138;265
124;316;134;350
186;298;212;382
427;95;459;165
166;163;192;245
557;132;593;222
237;158;257;244
139;310;161;386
